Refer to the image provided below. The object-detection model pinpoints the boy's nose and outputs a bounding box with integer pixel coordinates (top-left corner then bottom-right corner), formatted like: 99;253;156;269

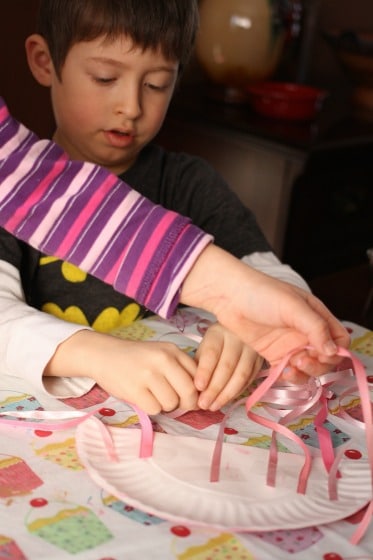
115;88;142;120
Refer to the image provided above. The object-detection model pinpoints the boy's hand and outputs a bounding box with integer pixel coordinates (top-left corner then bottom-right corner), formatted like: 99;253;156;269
45;331;199;415
194;323;264;411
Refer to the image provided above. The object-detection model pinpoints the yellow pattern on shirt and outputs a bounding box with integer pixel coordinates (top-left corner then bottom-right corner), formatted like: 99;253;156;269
39;258;141;332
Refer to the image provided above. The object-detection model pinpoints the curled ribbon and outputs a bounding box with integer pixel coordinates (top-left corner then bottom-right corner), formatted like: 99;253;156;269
210;346;373;544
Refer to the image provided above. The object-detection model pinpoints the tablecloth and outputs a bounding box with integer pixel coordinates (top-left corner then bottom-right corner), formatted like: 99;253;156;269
0;308;372;560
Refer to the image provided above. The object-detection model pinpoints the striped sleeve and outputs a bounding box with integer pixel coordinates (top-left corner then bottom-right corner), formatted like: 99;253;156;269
0;97;213;317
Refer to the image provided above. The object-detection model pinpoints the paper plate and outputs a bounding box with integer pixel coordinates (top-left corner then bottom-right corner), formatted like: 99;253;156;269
76;418;371;531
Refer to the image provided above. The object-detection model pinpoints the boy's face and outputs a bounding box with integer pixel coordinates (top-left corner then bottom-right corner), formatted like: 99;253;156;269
50;35;178;174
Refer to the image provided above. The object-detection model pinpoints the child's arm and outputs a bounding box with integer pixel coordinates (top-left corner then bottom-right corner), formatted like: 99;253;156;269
0;259;199;412
181;244;350;371
189;251;341;411
44;330;199;414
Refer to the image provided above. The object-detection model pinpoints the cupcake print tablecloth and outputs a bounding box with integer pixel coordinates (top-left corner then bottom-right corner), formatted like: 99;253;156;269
0;308;372;560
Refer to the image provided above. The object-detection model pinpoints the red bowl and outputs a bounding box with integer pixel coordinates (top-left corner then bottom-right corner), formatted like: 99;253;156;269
245;82;328;121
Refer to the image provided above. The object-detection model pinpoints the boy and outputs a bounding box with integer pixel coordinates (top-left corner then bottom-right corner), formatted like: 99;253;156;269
0;0;348;414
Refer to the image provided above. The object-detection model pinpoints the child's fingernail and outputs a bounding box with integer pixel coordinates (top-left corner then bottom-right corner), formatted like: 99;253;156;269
195;381;203;391
324;340;337;355
209;402;220;412
297;361;315;375
194;377;207;391
198;396;210;409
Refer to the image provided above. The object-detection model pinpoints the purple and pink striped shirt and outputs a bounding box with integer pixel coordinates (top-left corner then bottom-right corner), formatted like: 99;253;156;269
0;97;212;317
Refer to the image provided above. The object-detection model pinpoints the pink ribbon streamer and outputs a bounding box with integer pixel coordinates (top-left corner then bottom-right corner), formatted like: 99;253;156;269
0;403;154;459
209;346;372;543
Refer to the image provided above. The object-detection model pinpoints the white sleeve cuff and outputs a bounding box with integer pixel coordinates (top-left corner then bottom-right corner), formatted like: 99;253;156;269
241;252;311;292
0;260;95;398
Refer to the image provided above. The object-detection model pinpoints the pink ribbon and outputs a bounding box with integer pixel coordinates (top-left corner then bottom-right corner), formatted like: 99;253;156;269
209;346;372;544
0;403;154;459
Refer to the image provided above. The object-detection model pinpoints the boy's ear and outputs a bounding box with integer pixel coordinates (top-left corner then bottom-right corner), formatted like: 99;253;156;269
25;34;55;87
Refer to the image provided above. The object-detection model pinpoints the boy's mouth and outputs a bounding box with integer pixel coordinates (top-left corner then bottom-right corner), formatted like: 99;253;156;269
112;129;130;136
105;129;135;148
109;128;134;137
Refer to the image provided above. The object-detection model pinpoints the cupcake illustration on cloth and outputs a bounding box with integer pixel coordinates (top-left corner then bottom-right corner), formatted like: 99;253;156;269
253;527;323;553
101;491;164;525
0;535;27;560
174;531;254;560
33;437;82;470
110;320;156;341
351;330;373;357
0;454;43;497
0;391;43;414
26;497;113;554
60;385;109;409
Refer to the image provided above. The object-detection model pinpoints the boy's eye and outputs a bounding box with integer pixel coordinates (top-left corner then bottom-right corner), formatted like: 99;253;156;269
93;77;116;84
145;82;169;92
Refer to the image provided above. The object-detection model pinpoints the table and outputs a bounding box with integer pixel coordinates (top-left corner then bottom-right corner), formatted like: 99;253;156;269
0;308;372;560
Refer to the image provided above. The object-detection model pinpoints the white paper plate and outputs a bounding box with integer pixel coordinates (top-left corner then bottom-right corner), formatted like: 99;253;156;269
76;418;371;531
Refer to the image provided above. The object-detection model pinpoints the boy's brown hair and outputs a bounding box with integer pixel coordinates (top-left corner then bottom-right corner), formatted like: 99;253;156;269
36;0;199;77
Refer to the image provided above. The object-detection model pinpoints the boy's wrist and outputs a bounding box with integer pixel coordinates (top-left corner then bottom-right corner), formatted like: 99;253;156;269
180;245;220;312
43;329;97;380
